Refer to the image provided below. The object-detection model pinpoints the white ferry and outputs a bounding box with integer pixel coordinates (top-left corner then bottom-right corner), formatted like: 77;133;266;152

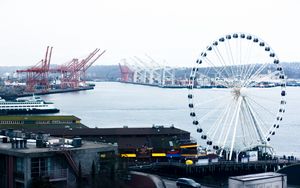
0;96;59;115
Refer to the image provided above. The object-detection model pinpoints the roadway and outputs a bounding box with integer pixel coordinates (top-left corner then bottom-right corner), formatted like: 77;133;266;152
162;179;177;188
162;178;211;188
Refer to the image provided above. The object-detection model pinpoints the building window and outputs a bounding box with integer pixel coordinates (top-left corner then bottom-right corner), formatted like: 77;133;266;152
31;158;48;178
15;157;24;180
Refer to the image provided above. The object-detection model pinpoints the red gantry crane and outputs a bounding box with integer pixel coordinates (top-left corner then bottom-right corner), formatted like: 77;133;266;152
80;49;106;85
17;46;53;92
17;47;105;92
52;49;106;88
118;59;134;82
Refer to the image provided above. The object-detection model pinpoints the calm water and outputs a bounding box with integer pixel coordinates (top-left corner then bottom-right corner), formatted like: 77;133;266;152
40;82;300;157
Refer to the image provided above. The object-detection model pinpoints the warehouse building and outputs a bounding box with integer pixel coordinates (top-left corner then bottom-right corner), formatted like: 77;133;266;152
23;125;197;162
0;115;86;129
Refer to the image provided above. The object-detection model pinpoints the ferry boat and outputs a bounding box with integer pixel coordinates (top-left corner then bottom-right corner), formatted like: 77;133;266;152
0;96;59;115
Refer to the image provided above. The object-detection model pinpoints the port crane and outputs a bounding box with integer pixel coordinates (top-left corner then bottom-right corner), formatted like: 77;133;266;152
133;56;162;85
52;49;106;88
119;58;147;83
118;55;175;86
144;55;175;86
80;49;106;84
118;59;134;82
16;46;53;92
17;47;105;92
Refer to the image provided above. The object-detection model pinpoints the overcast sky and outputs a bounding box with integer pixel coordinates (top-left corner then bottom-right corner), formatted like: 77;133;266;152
0;0;299;68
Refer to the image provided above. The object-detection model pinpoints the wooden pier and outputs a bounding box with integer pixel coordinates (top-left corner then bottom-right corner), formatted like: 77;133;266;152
130;160;300;186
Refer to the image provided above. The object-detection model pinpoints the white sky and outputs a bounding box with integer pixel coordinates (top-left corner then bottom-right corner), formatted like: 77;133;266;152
0;0;299;67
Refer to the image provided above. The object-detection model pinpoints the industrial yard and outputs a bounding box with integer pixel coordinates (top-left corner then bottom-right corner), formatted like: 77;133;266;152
0;47;105;99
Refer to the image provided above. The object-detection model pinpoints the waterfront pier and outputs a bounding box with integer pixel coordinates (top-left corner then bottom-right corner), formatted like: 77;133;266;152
130;160;300;185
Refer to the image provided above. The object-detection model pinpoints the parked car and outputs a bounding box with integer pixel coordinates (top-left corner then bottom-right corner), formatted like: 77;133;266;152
176;178;201;188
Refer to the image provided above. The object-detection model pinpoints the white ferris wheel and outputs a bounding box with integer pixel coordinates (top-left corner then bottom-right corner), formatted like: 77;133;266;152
188;33;286;160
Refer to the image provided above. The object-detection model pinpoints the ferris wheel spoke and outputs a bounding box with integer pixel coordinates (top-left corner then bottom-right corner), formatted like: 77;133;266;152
240;39;256;82
239;108;247;147
235;39;240;75
204;67;212;77
201;57;232;87
243;98;265;140
247;70;279;88
207;99;234;140
228;97;243;159
236;38;245;77
204;44;237;83
242;108;261;147
242;63;257;87
209;120;225;143
238;38;248;77
220;98;241;150
241;41;261;85
242;64;259;87
196;98;229;125
241;103;258;147
224;40;238;78
240;103;257;147
242;108;255;146
248;110;268;136
244;91;280;105
243;97;266;142
193;94;230;108
216;101;235;146
243;62;271;87
246;95;277;117
246;95;283;138
246;98;276;134
212;45;232;78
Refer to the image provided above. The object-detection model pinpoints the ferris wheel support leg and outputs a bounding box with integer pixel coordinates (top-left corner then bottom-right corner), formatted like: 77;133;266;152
229;97;242;161
226;150;230;160
235;151;240;163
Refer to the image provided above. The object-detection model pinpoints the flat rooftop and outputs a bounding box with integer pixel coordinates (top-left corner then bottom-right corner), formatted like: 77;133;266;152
0;138;116;157
0;115;81;121
24;126;190;136
229;172;286;182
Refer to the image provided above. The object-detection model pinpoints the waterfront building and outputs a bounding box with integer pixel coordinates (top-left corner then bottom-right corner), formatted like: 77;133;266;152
0;115;86;129
0;132;117;188
23;125;198;162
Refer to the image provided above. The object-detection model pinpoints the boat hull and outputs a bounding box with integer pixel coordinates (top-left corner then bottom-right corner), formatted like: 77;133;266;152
0;109;60;115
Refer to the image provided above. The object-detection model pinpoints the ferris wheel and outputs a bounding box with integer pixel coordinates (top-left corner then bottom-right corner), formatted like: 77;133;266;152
188;33;286;160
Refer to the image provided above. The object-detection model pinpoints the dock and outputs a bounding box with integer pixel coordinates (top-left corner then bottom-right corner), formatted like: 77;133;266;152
130;160;300;185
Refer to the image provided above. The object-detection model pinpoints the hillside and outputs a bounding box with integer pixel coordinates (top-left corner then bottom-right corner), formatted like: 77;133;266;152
0;62;299;82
